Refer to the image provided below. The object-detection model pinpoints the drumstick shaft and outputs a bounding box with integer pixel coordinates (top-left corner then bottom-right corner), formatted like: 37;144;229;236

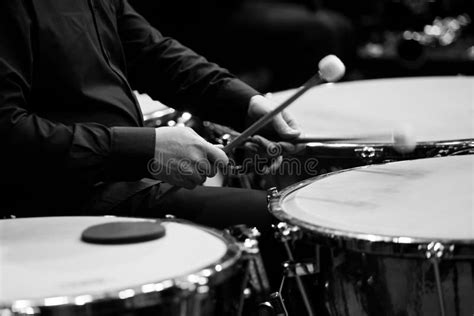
221;133;394;147
223;73;323;154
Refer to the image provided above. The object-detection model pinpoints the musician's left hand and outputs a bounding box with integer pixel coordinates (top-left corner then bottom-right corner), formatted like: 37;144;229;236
245;95;305;173
247;94;304;152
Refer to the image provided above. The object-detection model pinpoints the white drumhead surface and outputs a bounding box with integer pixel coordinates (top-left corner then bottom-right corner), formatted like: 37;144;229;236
272;77;474;143
0;217;228;303
281;155;474;240
135;91;169;116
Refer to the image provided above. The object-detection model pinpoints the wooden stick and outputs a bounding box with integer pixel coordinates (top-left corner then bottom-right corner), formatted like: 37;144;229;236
223;73;323;154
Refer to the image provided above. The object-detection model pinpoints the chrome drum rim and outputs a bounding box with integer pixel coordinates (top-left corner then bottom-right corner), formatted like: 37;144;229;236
269;158;474;259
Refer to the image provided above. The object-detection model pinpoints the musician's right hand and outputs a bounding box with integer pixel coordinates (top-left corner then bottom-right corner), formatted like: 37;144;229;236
150;127;228;189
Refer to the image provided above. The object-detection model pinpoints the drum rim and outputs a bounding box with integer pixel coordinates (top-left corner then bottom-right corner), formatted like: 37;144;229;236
0;217;243;314
303;138;474;149
142;107;176;122
269;156;474;258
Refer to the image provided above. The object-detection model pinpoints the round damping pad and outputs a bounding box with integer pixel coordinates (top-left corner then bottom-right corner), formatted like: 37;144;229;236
81;221;166;244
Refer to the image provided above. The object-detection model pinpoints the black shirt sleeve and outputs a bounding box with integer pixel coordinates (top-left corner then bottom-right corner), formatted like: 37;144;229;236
0;1;155;184
117;0;259;131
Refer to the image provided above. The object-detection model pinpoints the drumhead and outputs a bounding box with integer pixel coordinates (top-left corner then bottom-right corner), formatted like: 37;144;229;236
270;155;474;253
271;76;474;144
135;91;175;121
0;217;239;309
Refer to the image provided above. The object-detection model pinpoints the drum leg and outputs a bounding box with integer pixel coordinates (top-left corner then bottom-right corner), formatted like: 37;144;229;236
431;258;446;316
226;225;270;296
273;222;316;316
281;243;315;316
226;225;271;315
425;241;455;316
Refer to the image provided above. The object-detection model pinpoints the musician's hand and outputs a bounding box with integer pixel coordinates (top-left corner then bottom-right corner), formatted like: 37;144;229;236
242;135;295;174
247;94;304;155
150;127;228;189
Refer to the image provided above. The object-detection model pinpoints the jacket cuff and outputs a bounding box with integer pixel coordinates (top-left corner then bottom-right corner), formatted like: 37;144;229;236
211;79;260;131
109;126;155;179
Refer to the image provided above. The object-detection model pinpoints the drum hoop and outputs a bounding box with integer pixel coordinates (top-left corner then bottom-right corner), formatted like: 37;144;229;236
1;217;243;314
143;108;176;122
304;139;474;149
269;159;474;259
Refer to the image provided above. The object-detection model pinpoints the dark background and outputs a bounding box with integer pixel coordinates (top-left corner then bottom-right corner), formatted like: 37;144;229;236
129;0;474;91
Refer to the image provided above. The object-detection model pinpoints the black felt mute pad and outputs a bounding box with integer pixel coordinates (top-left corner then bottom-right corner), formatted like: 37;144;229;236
81;221;166;244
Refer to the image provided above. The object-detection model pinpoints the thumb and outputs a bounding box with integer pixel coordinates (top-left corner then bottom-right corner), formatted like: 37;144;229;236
273;113;301;139
205;142;229;169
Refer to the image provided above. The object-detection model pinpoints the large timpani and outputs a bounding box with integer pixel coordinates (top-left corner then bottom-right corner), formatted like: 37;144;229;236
0;217;248;315
269;155;474;316
270;76;474;185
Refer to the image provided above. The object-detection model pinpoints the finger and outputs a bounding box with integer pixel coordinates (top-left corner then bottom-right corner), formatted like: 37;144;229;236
196;173;207;185
187;165;207;186
252;135;282;157
196;159;216;178
282;111;301;132
204;141;229;170
277;141;298;155
272;113;301;140
173;172;198;190
175;158;205;188
211;144;225;176
187;171;206;188
266;155;283;174
185;172;204;189
243;141;260;153
294;142;306;154
291;129;307;154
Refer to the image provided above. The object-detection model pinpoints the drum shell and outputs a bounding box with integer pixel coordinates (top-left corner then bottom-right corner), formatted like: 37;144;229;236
12;268;247;316
323;250;474;316
283;236;474;316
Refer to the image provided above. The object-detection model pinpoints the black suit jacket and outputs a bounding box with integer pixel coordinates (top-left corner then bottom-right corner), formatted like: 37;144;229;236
0;0;258;215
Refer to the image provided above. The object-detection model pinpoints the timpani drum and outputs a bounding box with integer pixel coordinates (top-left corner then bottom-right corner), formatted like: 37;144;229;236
269;155;474;316
136;92;229;149
0;217;249;315
269;76;474;186
135;91;195;128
